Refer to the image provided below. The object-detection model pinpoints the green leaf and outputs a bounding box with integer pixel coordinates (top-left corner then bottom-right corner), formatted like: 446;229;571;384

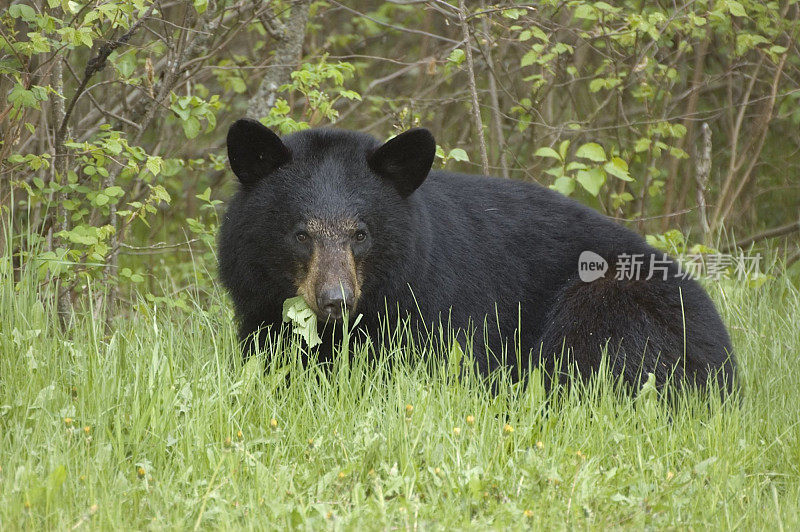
727;1;747;17
529;26;548;42
589;78;606;93
338;89;361;101
105;138;122;155
634;138;652;153
146;156;162;176
576;168;606;196
447;148;469;162
196;187;212;202
573;4;597;20
545;166;564;178
604;157;633;181
669;146;689;159
575;142;606;162
172;106;191;121
94;193;110;207
501;8;526;20
550;176;575;196
448;341;465;378
559;140;570;160
113;50;137;79
182;116;201;139
149;184;171;203
736;33;769;56
520;50;539;67
565;161;588;172
447;49;465;66
282;296;322;347
78;28;93;48
9;84;45;110
534;147;561;160
9;4;36;20
104;186;125;197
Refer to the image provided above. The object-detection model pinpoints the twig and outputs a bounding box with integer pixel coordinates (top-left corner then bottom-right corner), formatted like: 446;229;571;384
0;22;27;70
119;238;202;255
457;0;489;175
329;1;464;47
120;238;201;250
720;220;800;253
607;207;697;223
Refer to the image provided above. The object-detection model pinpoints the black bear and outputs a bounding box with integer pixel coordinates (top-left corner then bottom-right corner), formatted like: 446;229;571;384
218;118;735;392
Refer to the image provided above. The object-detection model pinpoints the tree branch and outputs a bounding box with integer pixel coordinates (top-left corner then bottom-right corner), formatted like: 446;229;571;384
458;0;489;175
720;220;800;253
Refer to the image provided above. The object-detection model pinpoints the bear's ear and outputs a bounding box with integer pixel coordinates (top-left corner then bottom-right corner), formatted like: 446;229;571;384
368;128;436;197
226;118;290;186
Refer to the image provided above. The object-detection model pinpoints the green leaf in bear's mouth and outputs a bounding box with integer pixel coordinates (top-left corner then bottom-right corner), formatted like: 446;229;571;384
282;296;322;347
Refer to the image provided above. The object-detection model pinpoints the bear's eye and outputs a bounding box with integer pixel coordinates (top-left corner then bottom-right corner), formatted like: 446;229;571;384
295;231;310;243
354;230;368;242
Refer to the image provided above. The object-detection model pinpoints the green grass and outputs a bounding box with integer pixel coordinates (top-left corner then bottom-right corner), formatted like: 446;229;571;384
1;260;799;530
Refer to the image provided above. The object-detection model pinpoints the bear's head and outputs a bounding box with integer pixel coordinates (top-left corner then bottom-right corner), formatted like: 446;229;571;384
224;118;436;322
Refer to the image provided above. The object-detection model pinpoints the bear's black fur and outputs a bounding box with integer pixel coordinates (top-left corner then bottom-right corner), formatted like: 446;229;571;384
219;119;735;392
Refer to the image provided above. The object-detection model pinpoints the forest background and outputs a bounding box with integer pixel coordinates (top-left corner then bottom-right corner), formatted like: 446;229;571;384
2;0;799;319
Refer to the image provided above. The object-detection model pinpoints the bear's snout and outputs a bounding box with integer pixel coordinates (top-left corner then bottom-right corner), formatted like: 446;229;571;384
316;284;355;321
294;233;362;320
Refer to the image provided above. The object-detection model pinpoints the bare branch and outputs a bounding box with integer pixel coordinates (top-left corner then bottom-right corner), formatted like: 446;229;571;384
716;52;789;227
721;220;800;253
330;1;464;46
457;0;489;175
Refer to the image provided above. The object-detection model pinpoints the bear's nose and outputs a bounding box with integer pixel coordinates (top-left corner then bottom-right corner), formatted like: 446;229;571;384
317;286;354;320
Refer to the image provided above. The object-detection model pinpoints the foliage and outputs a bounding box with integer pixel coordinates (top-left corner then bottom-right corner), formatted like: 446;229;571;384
2;0;798;313
282;295;322;348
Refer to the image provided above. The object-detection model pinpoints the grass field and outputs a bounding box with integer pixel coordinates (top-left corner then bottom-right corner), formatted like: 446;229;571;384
1;259;799;530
